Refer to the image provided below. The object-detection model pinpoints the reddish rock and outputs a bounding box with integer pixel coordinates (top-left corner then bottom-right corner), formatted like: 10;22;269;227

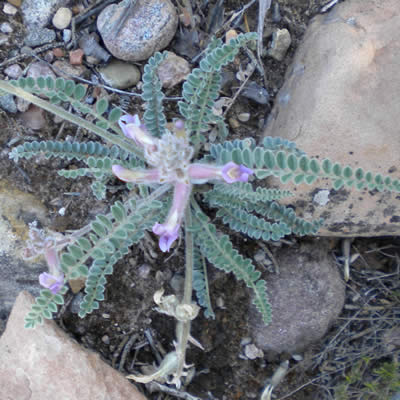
0;291;148;400
69;48;84;65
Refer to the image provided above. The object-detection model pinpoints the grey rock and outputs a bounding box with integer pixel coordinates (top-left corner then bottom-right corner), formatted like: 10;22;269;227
0;94;17;113
4;64;23;79
0;34;8;46
267;28;292;61
3;3;17;15
52;7;72;30
99;60;141;89
0;22;13;34
79;33;111;63
249;240;345;359
21;0;69;29
97;0;178;62
241;81;270;104
24;28;56;47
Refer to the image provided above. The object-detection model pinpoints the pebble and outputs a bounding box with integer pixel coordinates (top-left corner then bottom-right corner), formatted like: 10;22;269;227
4;64;22;79
228;117;240;129
267;28;292;61
3;3;17;15
237;112;250;122
16;97;30;113
244;343;264;360
98;60;141;89
137;264;151;279
0;94;17;113
53;48;64;58
157;51;191;89
0;22;13;34
69;48;84;65
97;0;178;62
24;28;56;47
241;81;270;104
101;335;110;345
27;61;56;80
0;34;8;46
52;60;87;78
79;33;110;63
63;29;72;43
19;105;47;130
52;7;72;30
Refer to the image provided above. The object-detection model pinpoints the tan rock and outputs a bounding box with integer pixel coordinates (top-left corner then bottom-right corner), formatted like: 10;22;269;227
263;0;400;236
0;291;148;400
158;51;191;88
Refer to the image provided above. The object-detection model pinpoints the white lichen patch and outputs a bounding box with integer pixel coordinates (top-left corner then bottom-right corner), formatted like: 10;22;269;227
313;189;330;206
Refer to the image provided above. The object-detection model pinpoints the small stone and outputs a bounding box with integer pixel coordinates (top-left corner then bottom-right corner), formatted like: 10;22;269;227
44;51;54;63
97;0;178;62
63;29;72;43
238;112;250;122
4;64;22;79
0;34;8;46
169;274;184;294
102;335;110;345
52;60;87;78
19;105;47;130
267;28;292;61
0;94;17;113
24;28;56;47
52;7;72;29
244;344;264;360
69;48;84;65
0;22;13;34
102;313;111;319
241;81;270;104
228;117;240;129
98;60;140;89
27;61;56;80
53;48;64;58
16;97;30;113
3;3;17;15
226;29;238;43
138;264;151;279
157;51;191;89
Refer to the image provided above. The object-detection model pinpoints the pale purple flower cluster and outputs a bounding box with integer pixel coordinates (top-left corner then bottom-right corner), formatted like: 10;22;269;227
114;115;254;252
23;224;67;294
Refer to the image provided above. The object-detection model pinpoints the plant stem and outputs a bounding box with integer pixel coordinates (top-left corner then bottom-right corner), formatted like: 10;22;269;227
174;203;195;383
0;80;144;160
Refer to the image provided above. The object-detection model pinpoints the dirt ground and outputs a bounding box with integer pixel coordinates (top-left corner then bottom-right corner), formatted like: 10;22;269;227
0;1;399;399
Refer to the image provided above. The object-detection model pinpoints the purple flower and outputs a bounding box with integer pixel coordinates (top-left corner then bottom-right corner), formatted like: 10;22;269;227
119;114;157;152
39;272;64;294
221;162;253;183
152;182;191;252
188;162;253;184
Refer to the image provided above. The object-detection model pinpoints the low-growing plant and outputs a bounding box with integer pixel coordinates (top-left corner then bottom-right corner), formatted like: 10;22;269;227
334;358;400;400
1;32;399;387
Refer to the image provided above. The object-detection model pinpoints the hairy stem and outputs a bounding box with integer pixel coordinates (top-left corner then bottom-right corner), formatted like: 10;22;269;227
174;204;194;383
0;80;144;159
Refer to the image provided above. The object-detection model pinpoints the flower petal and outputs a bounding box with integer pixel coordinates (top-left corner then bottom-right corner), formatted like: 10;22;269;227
39;272;64;294
221;162;253;183
112;165;161;183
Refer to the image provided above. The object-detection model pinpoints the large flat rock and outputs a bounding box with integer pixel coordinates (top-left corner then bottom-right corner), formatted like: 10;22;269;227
263;0;400;236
